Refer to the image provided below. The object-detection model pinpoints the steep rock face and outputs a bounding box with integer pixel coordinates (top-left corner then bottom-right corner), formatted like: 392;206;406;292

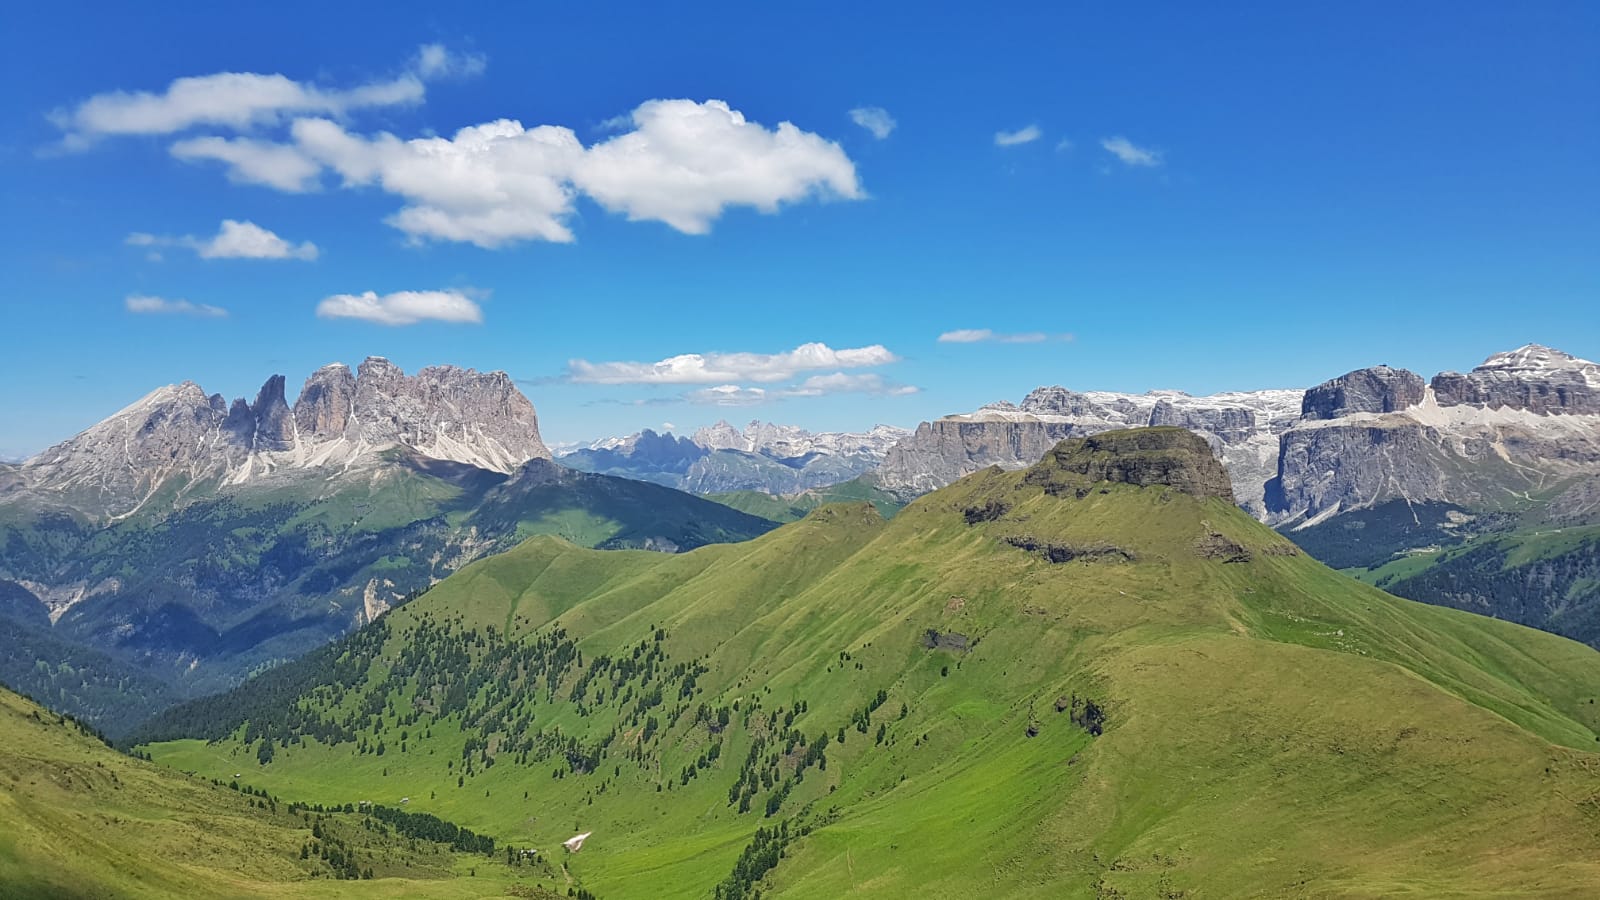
249;375;296;452
1024;427;1236;501
875;388;1301;514
292;364;356;438
1267;345;1600;526
1301;366;1425;420
9;358;549;519
340;359;549;472
1431;345;1600;414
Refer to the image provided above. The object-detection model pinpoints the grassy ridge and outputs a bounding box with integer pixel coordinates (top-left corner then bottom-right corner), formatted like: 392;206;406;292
0;687;581;898
137;452;1600;897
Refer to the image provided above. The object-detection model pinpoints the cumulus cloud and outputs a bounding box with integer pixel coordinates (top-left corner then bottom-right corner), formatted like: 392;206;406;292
848;106;896;139
50;44;481;147
937;329;1050;344
1100;136;1162;167
315;289;483;326
125;294;227;317
575;100;863;235
994;125;1042;147
126;220;317;260
567;342;897;385
173;99;862;247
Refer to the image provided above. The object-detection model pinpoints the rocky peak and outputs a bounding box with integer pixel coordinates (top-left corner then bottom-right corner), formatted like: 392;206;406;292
1024;427;1236;501
249;375;296;451
1432;345;1600;414
292;364;356;439
1301;366;1426;420
1019;386;1099;417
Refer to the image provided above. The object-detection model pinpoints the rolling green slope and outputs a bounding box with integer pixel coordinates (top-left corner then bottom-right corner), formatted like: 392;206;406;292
0;686;576;899
136;429;1600;897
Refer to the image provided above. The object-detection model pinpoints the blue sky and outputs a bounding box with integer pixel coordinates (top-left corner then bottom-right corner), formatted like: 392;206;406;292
1;1;1596;457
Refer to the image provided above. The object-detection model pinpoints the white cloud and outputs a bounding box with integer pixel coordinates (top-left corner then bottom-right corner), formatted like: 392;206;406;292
575;100;863;235
315;289;483;326
51;44;480;147
848;106;896;139
1055;138;1074;153
686;385;770;406
173;99;862;247
1100;136;1162;167
786;372;919;397
201;219;318;259
414;43;485;79
938;329;1051;344
126;220;317;260
171;136;322;192
567;342;897;385
125;294;227;317
994;125;1042;147
682;372;917;405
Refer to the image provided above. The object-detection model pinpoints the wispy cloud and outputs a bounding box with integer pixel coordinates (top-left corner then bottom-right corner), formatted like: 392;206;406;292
684;372;918;405
994;124;1042;147
1100;136;1162;167
126;219;317;260
567;342;898;385
169;136;324;192
938;329;1058;344
125;294;227;318
49;44;482;149
848;106;896;140
315;289;483;326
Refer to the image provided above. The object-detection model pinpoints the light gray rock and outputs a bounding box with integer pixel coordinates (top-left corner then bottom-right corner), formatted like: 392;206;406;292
7;359;549;519
1431;344;1600;415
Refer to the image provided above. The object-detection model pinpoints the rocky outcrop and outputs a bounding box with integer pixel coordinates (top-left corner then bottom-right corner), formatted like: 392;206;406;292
1024;427;1236;501
9;358;550;519
1301;366;1425;420
1431;345;1600;415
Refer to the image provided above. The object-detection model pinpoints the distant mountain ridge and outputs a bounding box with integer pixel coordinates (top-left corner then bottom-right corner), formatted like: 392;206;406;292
874;385;1303;515
12;357;550;519
559;419;910;495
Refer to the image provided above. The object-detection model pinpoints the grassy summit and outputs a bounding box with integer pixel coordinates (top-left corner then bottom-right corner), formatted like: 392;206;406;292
132;428;1600;897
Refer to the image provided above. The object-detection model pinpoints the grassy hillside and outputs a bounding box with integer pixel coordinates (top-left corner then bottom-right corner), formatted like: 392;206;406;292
0;686;584;899
137;431;1600;897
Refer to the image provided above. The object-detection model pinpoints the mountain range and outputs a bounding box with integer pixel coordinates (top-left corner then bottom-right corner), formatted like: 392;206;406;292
0;360;775;733
558;420;909;495
114;427;1600;898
